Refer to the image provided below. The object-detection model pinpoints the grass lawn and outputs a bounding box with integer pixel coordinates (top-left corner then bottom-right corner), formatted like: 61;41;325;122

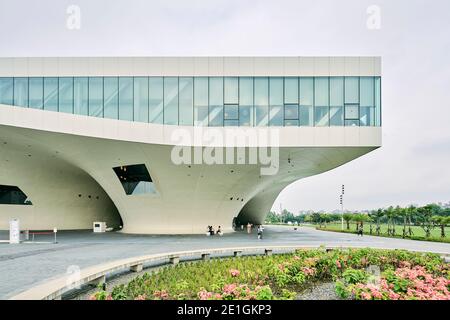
318;222;450;243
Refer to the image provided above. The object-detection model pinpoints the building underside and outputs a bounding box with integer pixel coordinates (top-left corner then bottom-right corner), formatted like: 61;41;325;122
0;57;382;234
0;105;380;234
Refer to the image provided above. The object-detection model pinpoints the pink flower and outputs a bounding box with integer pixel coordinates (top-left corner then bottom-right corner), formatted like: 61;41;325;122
230;269;240;277
336;260;342;269
302;267;316;276
198;289;213;300
361;292;372;300
134;294;146;300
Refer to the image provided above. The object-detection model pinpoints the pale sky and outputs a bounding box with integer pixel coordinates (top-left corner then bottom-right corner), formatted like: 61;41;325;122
0;0;449;213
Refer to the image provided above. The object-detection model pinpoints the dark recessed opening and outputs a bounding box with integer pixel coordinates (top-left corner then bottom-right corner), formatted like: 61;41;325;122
0;185;32;205
113;164;157;195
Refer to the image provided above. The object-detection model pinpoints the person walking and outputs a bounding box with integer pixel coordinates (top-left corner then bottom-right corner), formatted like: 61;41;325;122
257;225;264;240
246;223;252;234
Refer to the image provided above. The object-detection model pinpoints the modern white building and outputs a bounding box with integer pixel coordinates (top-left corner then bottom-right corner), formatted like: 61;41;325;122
0;57;381;234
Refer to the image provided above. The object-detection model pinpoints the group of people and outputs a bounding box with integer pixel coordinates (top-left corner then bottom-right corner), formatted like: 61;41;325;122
240;223;264;239
206;225;223;236
206;223;264;239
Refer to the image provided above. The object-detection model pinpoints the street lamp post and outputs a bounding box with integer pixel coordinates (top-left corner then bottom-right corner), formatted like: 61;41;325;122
340;185;345;231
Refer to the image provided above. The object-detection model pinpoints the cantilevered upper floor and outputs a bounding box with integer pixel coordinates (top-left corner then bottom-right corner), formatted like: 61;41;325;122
0;57;381;129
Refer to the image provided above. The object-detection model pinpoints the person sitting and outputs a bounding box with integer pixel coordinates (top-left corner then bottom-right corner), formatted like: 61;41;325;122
216;226;223;236
210;226;215;236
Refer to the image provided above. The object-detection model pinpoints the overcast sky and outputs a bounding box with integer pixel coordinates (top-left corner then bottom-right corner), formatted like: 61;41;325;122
0;0;449;213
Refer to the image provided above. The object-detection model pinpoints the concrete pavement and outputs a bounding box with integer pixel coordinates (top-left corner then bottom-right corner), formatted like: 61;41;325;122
0;225;449;299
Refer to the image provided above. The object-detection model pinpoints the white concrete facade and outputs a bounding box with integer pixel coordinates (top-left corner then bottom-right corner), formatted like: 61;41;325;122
0;57;381;234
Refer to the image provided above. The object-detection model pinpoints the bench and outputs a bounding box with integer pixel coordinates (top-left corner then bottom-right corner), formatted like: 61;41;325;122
29;231;57;243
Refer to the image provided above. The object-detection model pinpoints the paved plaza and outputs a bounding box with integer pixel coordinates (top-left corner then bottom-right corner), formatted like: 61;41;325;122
0;225;449;299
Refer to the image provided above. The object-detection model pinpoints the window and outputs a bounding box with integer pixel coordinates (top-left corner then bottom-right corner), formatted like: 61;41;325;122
119;77;133;121
74;77;88;115
360;77;375;126
88;77;103;117
224;104;238;126
164;77;178;125
284;77;298;104
284;104;299;120
344;77;360;126
59;77;73;114
149;77;163;124
113;164;157;195
209;77;224;126
179;77;193;126
224;77;238;104
269;78;283;126
14;78;28;107
345;77;359;104
375;77;381;126
0;76;380;128
0;185;32;205
194;77;208;126
104;77;119;119
254;78;269;126
0;78;13;105
330;77;344;126
239;77;253;126
314;77;329;126
134;77;149;123
29;78;43;109
44;77;58;111
299;77;313;126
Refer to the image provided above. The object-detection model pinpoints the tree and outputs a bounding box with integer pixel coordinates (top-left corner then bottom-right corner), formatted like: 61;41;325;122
405;205;416;237
343;213;353;230
432;216;449;238
383;206;396;236
416;205;435;238
370;209;384;236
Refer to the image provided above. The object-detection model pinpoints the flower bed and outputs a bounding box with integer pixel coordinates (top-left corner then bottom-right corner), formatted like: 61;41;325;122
90;248;449;300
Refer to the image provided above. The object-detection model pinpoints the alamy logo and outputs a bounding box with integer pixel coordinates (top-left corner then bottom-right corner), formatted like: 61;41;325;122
170;127;280;176
66;5;81;30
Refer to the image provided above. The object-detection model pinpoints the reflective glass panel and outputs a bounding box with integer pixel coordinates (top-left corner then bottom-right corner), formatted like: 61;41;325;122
224;77;238;104
104;77;119;119
299;78;313;126
44;77;58;111
119;77;133;121
330;106;344;126
209;77;223;126
224;104;238;120
345;104;359;120
29;78;43;109
74;77;88;115
284;104;299;120
284;77;298;104
164;77;178;125
239;77;253;126
88;77;103;117
134;77;149;123
254;77;268;126
0;78;13;105
375;77;381;126
179;77;193;126
194;77;208;126
360;77;374;107
59;77;73;114
330;77;344;107
14;78;28;107
149;77;163;124
345;77;359;103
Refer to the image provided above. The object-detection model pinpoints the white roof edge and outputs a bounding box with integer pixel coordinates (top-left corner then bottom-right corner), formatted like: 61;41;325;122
0;56;382;77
